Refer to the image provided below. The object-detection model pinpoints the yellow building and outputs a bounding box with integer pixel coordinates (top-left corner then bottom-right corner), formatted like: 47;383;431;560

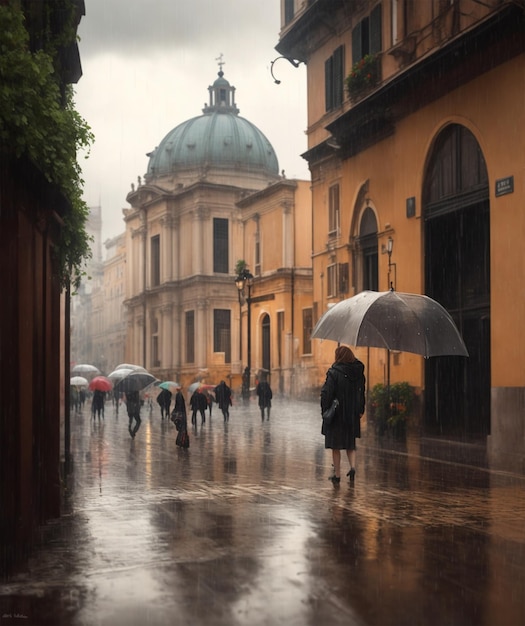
123;67;312;394
236;178;313;396
277;0;525;472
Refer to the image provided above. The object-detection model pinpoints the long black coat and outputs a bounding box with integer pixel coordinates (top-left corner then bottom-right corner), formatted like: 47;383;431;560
256;382;272;408
156;389;172;410
214;382;232;410
320;360;365;449
190;391;208;412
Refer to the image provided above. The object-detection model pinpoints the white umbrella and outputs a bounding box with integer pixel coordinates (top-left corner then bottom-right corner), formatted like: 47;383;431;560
71;364;100;376
312;289;469;358
70;376;89;386
114;363;147;372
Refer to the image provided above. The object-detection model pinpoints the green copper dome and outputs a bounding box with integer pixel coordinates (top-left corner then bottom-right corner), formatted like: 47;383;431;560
146;71;279;178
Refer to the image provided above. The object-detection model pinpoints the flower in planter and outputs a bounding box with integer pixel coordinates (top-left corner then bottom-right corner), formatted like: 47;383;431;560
369;382;414;430
346;54;380;99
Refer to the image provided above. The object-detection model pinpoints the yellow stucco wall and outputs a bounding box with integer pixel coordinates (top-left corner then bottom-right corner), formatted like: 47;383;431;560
311;52;525;397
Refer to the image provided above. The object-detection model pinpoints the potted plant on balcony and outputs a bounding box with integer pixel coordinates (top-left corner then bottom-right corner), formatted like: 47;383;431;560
369;381;414;438
345;54;380;101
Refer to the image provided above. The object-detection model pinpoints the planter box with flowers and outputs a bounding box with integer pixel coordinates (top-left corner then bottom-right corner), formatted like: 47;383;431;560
345;54;381;101
369;382;414;437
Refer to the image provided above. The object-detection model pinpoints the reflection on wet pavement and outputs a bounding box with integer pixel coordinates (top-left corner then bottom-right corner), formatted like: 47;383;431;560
1;399;524;625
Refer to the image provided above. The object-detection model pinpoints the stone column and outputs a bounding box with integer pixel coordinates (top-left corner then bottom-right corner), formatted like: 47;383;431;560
136;315;144;367
161;304;173;372
282;200;293;268
193;206;210;275
172;215;180;282
160;215;173;283
130;226;145;296
195;298;208;367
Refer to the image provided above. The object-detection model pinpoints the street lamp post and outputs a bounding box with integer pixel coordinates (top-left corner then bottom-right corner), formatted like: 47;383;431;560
235;268;254;403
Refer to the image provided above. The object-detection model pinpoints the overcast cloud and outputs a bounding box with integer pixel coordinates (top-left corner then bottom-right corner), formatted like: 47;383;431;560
75;0;309;243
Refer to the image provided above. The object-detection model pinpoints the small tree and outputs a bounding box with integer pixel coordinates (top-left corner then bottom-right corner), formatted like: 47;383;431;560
235;259;247;277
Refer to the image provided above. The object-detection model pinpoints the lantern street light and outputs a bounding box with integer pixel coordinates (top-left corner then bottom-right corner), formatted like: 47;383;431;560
386;236;396;290
235;268;254;403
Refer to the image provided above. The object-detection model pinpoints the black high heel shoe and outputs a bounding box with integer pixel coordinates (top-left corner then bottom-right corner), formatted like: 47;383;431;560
347;468;356;480
329;475;341;484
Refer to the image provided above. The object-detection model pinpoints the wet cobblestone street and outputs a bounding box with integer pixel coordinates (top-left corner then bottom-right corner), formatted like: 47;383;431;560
1;398;524;626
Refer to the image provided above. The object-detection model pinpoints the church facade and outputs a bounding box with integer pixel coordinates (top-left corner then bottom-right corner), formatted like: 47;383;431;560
123;69;313;394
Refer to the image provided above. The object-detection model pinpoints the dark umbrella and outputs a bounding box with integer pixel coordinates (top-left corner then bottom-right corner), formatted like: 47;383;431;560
311;289;469;358
114;371;157;393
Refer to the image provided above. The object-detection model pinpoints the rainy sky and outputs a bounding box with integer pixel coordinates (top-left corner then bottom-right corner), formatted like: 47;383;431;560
75;0;308;242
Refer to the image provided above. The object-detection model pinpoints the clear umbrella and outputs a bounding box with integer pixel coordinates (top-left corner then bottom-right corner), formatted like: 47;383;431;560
312;289;469;358
114;371;157;393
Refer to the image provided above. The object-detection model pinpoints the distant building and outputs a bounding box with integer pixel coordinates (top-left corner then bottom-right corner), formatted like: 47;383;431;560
70;205;104;369
124;68;312;393
236;179;313;396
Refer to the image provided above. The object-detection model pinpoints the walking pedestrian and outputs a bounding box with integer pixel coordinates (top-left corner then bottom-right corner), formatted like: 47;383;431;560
320;345;365;484
91;389;105;420
125;390;142;438
256;378;272;421
113;388;121;416
204;390;214;419
241;367;250;404
214;380;232;421
190;389;208;426
157;388;172;420
170;387;187;427
70;386;80;413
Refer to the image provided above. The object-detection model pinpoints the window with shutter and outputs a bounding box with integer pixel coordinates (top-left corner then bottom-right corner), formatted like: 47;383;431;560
325;45;345;112
328;184;340;236
352;4;383;63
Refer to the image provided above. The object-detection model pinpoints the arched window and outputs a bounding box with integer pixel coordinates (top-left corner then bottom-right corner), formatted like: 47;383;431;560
358;207;378;291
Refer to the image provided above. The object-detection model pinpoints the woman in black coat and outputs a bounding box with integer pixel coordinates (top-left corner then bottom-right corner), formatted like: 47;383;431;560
320;345;365;484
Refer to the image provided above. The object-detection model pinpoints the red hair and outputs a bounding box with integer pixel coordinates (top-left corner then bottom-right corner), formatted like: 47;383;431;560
334;345;356;363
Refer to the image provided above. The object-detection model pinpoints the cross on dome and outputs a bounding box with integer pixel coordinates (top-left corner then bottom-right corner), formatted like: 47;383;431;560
216;53;225;72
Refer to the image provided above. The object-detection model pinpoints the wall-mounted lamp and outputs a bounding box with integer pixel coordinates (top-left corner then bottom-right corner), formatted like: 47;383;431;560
386;236;396;290
270;56;301;84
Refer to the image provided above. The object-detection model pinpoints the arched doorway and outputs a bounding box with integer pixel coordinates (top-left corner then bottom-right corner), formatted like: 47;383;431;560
261;314;271;373
423;124;490;438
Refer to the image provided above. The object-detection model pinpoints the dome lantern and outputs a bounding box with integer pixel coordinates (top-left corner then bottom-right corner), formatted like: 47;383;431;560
203;70;239;115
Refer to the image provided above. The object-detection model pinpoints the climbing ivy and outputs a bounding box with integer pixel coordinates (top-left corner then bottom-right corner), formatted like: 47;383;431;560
0;2;94;290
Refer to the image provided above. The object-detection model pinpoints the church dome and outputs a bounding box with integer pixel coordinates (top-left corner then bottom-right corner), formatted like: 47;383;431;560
146;70;279;178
